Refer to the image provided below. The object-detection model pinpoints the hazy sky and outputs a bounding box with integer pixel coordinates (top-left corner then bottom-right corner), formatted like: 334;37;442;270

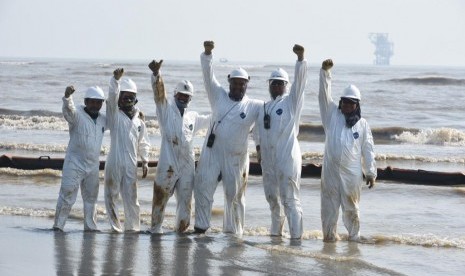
1;0;464;66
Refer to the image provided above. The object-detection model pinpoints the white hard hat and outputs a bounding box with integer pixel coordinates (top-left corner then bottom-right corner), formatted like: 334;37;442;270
120;78;138;93
228;68;249;80
84;86;105;100
268;68;289;83
174;80;194;96
341;84;361;101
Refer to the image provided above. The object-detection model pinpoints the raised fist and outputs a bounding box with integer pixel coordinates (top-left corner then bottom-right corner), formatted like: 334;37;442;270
293;44;305;61
322;59;333;71
203;40;214;55
64;85;75;98
148;59;163;75
113;68;124;80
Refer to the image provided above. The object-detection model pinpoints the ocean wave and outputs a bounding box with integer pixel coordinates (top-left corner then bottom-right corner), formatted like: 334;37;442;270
383;76;465;86
0;143;164;157
0;61;35;66
217;63;267;70
394;128;465;146
0;206;56;218
298;124;417;144
244;230;465;250
67;70;108;76
2;204;463;251
1;142;70;153
0;108;61;117
2;111;464;147
0;114;162;134
0;206;108;221
373;233;465;249
0;205;168;224
300;125;465;146
0;114;68;130
0;168;62;177
376;153;465;163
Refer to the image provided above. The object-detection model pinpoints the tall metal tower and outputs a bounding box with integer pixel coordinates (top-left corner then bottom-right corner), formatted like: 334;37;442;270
368;33;394;65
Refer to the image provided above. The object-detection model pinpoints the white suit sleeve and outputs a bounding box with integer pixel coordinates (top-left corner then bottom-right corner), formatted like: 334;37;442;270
362;123;377;179
138;122;151;163
106;76;120;130
200;53;222;107
318;69;336;128
288;59;308;134
151;73;166;105
151;73;168;124
252;123;260;147
193;113;211;135
62;96;77;126
288;59;308;116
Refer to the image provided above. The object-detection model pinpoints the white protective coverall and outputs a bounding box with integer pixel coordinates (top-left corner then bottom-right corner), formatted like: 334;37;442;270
104;77;150;232
318;68;377;241
255;59;308;239
150;74;210;233
194;53;262;235
54;96;106;230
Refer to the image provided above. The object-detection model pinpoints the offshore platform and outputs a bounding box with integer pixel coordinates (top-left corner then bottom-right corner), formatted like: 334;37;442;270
368;33;394;65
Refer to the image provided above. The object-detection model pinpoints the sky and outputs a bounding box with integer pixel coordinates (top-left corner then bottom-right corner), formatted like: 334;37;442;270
1;0;464;66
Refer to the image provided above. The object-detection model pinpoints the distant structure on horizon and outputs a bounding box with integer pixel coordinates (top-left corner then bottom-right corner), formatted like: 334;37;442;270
368;33;394;65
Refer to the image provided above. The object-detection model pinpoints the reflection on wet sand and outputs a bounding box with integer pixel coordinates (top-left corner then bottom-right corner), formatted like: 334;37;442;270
54;232;74;275
51;229;388;276
149;234;165;275
78;232;96;275
102;233;118;275
192;235;216;275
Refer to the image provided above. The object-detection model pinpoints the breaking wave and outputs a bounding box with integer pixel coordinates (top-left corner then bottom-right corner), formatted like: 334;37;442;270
394;128;465;146
0;142;163;157
372;233;465;249
0;168;62;177
2;111;464;147
2;204;464;250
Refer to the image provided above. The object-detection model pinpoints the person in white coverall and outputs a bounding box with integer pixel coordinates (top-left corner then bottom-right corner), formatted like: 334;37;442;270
148;59;210;233
104;68;150;232
194;41;262;235
318;59;377;242
254;44;307;239
53;85;106;231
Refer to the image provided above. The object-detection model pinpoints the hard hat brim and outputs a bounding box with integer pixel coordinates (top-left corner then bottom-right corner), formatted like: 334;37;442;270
120;89;137;93
268;77;289;81
341;96;359;102
176;91;194;96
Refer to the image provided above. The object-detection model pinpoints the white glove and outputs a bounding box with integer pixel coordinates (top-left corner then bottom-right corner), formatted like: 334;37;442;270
142;162;148;178
366;175;376;189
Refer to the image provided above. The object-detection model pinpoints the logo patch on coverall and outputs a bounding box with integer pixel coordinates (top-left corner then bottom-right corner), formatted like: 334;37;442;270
240;112;246;119
276;108;283;115
353;132;359;139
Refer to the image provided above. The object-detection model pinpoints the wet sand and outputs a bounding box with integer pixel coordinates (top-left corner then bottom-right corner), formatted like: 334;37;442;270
2;175;465;275
0;216;362;275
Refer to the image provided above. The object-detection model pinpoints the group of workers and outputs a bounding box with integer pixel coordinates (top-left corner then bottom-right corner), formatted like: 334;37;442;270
52;41;377;243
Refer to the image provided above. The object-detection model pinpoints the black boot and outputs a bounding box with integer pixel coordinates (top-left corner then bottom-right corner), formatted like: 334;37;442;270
193;227;207;234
